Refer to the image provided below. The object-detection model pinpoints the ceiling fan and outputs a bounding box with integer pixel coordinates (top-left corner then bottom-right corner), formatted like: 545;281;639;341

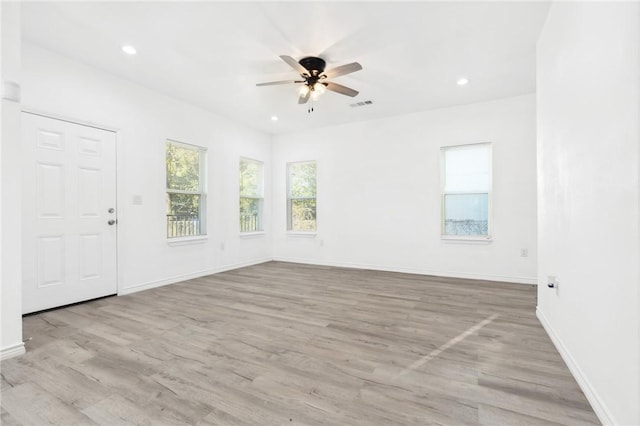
257;55;362;109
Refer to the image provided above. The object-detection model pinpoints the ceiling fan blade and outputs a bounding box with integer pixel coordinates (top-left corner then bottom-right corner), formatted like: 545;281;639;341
324;82;359;97
323;62;362;79
298;89;311;104
256;80;304;87
280;55;309;76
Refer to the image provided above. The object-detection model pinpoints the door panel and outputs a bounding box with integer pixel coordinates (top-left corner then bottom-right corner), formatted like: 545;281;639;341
37;162;65;217
22;113;117;314
36;235;65;288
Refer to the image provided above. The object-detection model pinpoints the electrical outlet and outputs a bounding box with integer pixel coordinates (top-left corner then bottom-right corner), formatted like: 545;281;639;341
520;248;528;257
220;242;225;251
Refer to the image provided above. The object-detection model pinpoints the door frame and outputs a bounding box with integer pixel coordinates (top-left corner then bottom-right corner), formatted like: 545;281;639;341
21;107;123;298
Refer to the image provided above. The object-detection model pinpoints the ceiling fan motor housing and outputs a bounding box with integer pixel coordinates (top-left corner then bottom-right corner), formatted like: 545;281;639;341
299;57;326;76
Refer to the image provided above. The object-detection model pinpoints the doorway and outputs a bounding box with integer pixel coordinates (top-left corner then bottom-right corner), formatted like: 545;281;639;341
21;112;117;314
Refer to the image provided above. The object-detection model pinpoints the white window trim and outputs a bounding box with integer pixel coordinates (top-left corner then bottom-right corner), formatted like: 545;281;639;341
286;160;318;233
167;235;209;246
440;142;492;241
441;235;493;243
286;231;317;238
239;231;266;239
239;157;265;234
166;139;208;241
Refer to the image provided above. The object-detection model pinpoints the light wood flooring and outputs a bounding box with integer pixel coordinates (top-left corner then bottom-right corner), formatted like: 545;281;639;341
1;261;599;425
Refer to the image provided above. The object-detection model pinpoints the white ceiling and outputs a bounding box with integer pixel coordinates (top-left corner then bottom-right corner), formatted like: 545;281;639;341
21;1;550;135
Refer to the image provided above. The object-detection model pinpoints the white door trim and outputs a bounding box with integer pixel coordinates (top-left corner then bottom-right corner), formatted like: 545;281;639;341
22;107;119;133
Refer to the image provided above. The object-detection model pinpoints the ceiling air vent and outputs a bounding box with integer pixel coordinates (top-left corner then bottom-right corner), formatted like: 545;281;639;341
349;100;373;108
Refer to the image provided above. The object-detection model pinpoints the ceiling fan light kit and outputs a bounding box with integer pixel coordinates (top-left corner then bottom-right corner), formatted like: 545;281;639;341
257;55;362;113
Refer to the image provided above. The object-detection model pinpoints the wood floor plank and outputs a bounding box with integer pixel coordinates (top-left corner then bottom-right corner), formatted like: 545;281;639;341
1;406;22;426
1;382;96;425
0;261;600;425
478;403;565;426
81;394;156;426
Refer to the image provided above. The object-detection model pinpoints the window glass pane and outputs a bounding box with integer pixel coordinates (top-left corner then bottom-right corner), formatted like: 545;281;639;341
240;197;262;232
290;198;316;231
288;162;316;198
167;144;201;191
444;145;490;192
166;193;201;237
240;159;263;197
444;193;488;236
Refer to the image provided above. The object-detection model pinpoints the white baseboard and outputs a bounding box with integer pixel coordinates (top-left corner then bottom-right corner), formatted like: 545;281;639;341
119;255;535;297
273;256;537;285
118;257;272;295
1;342;25;361
536;308;614;425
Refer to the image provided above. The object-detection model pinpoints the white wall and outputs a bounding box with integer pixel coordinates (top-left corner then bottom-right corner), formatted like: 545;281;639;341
1;2;25;360
536;2;639;424
272;94;537;283
20;42;272;296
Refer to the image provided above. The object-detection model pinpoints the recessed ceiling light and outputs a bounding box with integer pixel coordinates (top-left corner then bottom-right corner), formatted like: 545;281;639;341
121;45;137;55
271;116;279;121
457;77;469;86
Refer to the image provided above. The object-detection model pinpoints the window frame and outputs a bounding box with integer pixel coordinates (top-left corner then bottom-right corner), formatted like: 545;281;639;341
165;139;207;240
286;160;317;234
440;142;492;241
239;157;265;234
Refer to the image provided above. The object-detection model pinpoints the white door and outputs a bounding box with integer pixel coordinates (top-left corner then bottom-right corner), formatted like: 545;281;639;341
22;112;117;314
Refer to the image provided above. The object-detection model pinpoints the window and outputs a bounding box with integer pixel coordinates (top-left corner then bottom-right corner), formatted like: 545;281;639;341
239;158;264;233
287;161;317;232
166;140;206;238
441;143;491;238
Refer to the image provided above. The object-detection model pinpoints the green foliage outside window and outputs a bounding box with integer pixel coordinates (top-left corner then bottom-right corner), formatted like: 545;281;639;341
288;162;317;198
287;161;316;231
239;158;264;232
166;144;201;192
166;142;205;237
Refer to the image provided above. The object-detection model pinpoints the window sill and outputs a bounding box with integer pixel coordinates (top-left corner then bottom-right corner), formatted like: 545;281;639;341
167;235;208;246
239;231;266;239
441;235;493;244
287;232;317;238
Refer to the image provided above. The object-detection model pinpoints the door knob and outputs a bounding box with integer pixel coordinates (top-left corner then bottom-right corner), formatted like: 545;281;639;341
108;208;115;213
108;219;117;225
